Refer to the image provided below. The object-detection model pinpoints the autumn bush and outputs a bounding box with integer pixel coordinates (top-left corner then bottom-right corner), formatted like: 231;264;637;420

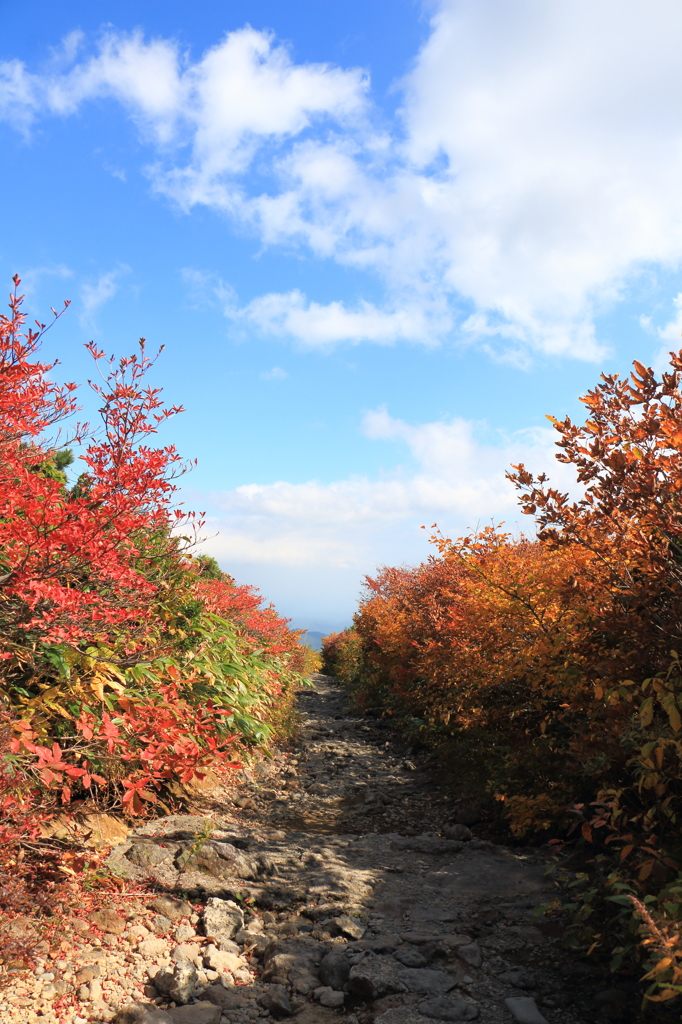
0;277;308;820
329;351;682;1002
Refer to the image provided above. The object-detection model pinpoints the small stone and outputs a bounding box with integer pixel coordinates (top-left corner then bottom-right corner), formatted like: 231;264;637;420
443;825;473;841
138;938;170;957
149;896;194;921
150;914;173;935
175;923;196;942
203;945;243;974
89;908;127;935
154;960;198;1005
317;987;345;1008
258;984;292;1017
319;951;350;989
504;997;549;1024
172;943;203;965
333;914;366;940
456;943;482;968
88;978;103;1001
75;966;101;985
70;919;91;933
202;898;244;948
202;983;247;1010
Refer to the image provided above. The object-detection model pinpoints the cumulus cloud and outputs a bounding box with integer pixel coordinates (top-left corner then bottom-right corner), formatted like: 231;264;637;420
8;5;682;357
229;289;448;348
197;407;572;579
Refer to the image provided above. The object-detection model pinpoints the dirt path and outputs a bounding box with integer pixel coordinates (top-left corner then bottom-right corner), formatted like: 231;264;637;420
0;674;632;1024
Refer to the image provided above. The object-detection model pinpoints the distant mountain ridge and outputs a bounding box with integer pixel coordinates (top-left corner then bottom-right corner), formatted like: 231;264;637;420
299;630;324;651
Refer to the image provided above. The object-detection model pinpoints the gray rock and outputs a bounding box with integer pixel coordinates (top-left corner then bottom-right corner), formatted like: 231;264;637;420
319;951;351;989
174;922;196;943
202;945;243;974
314;985;345;1007
348;956;408;1000
167;1003;222;1024
456;943;482;968
202;984;248;1010
177;841;258;879
138;938;169;957
393;949;428;968
171;943;203;966
504;997;549;1024
402;968;457;997
419;996;479;1021
149;896;193;921
150;914;172;935
153;959;198;1005
262;936;323;994
258;983;292;1017
333;914;366;939
202;898;244;948
127;842;175;868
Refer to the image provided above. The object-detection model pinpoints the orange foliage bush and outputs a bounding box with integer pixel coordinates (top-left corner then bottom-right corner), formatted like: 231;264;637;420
332;350;682;998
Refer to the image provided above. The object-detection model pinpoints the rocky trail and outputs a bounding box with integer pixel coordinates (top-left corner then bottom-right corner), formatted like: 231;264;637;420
0;674;635;1024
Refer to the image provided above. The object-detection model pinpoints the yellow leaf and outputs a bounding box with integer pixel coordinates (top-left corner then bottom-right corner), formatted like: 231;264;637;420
640;697;654;727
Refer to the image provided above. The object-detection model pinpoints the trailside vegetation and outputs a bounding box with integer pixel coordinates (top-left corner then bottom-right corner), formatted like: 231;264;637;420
0;278;309;973
323;351;682;1005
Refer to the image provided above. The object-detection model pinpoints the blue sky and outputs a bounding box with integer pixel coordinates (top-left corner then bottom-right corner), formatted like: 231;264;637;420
4;1;682;633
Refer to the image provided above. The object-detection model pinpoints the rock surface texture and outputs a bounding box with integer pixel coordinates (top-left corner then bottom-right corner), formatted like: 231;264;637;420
0;674;634;1024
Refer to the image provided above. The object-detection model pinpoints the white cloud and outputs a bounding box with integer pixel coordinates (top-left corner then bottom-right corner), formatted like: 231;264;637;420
80;265;130;324
9;6;682;357
197;408;573;580
658;294;682;346
230;289;448;347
